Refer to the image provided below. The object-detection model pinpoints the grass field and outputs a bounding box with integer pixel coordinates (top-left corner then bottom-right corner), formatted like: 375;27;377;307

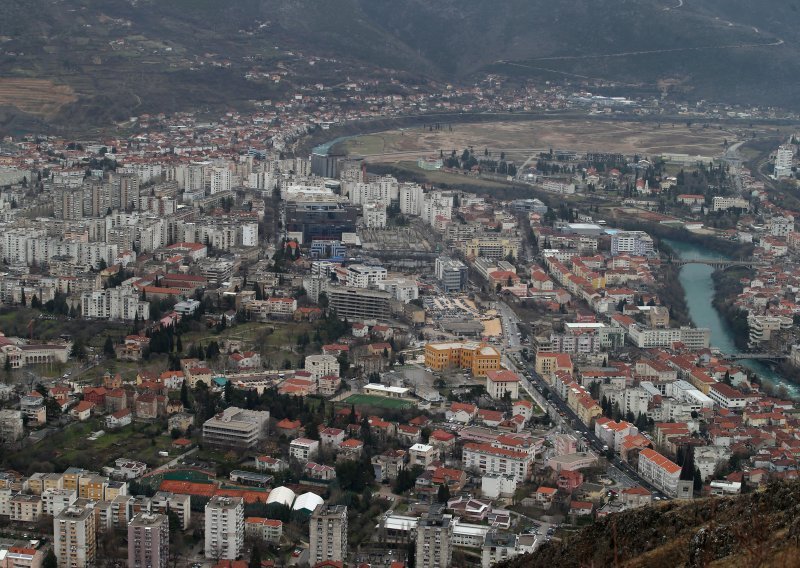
335;119;743;166
343;394;414;410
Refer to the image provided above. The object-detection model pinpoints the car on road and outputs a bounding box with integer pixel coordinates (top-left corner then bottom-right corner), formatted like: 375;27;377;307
292;548;303;557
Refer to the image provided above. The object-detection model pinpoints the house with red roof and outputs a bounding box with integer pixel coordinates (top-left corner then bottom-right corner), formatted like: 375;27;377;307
557;470;584;493
446;402;477;424
533;486;557;509
105;408;132;429
477;409;503;427
71;400;95;421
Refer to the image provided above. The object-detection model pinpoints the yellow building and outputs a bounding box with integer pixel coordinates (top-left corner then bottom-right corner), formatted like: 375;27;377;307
61;469;90;492
424;342;501;377
534;352;573;382
78;475;107;501
462;236;521;260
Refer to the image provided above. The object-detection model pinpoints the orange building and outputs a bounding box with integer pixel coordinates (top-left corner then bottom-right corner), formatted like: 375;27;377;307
424;341;501;377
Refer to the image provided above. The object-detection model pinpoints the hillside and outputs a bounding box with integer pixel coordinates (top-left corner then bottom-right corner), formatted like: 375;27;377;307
499;480;800;568
0;0;799;130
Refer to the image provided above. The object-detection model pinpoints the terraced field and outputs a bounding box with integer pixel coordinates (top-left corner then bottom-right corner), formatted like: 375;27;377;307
0;78;78;115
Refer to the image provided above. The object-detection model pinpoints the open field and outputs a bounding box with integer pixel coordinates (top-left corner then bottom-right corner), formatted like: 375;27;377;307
343;394;414;409
335;119;742;165
0;78;78;115
2;418;175;475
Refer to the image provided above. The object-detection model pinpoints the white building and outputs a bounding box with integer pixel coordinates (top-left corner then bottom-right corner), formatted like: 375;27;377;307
485;370;520;399
205;496;244;560
81;286;150;321
463;442;533;483
482;531;519;568
363;202;388;228
202;407;270;450
343;264;387;288
209;167;233;195
289;438;320;462
611;231;654;257
378;277;419;302
775;145;794;179
637;448;682;497
304;354;340;381
626;325;710;350
481;474;517;499
712;196;750;212
399;184;423;216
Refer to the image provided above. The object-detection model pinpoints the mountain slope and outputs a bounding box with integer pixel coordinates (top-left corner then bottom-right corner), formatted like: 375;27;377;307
499;480;800;568
0;0;798;130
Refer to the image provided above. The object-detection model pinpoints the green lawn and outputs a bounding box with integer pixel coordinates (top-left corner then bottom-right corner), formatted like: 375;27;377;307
343;394;414;410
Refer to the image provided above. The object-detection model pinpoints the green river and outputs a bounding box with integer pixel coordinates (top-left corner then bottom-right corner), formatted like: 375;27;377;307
663;239;798;398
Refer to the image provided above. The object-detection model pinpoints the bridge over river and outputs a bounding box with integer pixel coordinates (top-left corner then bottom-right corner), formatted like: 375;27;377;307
669;258;769;269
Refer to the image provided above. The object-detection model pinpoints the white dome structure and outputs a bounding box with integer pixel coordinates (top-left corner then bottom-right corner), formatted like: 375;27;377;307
292;492;324;513
266;486;296;507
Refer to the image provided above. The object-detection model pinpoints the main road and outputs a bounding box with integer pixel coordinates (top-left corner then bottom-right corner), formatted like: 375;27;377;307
497;300;666;497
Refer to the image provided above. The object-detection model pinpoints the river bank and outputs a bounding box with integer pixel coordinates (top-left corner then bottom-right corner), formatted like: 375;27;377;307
663;238;799;398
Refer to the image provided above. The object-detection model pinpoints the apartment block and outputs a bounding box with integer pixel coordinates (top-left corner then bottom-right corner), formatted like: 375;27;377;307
204;496;244;560
415;505;453;568
128;512;169;568
309;504;348;564
54;506;97;568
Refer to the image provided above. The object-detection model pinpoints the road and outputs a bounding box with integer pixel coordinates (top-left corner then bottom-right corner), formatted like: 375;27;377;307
497;300;667;498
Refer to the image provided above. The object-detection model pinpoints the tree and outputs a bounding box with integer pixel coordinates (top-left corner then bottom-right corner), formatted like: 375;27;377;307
206;341;220;360
176;335;183;353
249;543;262;568
31;294;41;309
20;289;26;306
180;380;190;409
437;483;451;503
42;549;57;568
335;458;373;492
70;339;87;361
103;336;115;358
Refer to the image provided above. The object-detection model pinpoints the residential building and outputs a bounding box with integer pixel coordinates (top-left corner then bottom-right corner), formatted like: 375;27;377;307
611;231;654;257
415;505;453;568
305;355;340;381
310;505;348;565
10;494;42;522
204;496;244;561
482;531;519;568
637;448;682;497
289;438;320;462
245;517;283;544
463;442;533;483
54;506;96;568
128;512;169;568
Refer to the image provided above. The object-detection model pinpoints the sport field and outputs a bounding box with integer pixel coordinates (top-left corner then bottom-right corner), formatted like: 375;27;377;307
343;394;414;410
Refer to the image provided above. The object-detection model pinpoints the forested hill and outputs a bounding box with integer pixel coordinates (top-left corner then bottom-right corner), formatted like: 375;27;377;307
1;0;799;128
